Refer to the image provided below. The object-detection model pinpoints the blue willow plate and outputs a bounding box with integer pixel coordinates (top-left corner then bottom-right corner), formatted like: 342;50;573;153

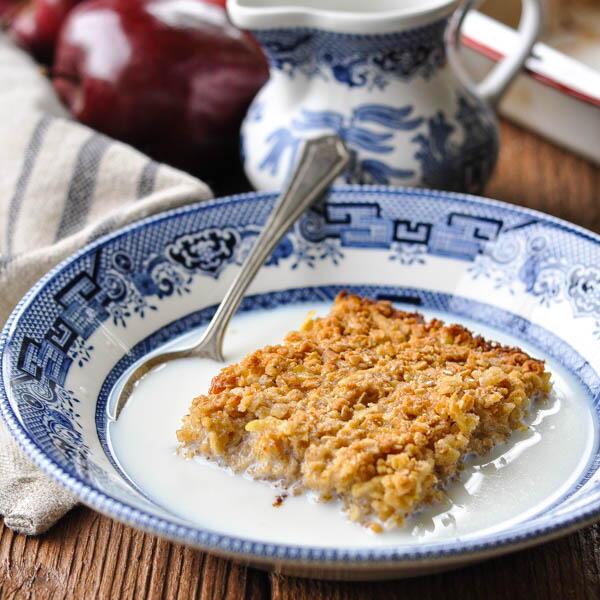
1;187;600;580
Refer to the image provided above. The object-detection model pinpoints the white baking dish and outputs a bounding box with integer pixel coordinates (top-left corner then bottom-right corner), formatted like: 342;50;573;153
461;11;600;164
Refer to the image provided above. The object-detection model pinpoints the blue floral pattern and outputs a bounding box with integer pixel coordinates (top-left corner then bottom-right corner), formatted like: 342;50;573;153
290;238;345;270
233;227;294;267
258;94;497;192
568;266;600;317
469;228;600;327
254;19;447;89
389;242;428;266
166;228;239;276
67;338;94;368
260;104;423;184
413;95;498;193
12;379;87;477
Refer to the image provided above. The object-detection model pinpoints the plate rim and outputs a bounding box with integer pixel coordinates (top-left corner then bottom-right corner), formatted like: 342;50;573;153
2;184;600;571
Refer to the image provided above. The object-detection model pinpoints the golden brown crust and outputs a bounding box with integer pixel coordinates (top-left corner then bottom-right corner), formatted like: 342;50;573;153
177;293;551;529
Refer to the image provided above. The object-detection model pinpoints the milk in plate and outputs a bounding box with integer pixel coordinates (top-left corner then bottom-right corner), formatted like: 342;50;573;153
109;303;595;547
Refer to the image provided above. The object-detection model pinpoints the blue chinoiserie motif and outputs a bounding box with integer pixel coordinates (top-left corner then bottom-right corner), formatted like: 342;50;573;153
413;95;499;193
260;104;423;184
253;19;447;89
241;13;502;193
258;94;498;193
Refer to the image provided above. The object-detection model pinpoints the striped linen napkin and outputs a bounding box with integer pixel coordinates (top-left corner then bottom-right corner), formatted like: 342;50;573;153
0;35;213;535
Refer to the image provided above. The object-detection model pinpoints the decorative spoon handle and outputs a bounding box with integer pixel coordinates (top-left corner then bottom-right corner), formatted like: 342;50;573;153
110;135;350;420
197;134;351;361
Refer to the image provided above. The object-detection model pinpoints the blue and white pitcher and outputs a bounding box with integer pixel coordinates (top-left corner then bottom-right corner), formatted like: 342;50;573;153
228;0;542;193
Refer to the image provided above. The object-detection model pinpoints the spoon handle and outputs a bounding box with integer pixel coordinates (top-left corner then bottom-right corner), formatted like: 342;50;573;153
197;135;351;361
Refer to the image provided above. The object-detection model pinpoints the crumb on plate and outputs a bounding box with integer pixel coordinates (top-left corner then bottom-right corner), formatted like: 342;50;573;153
273;493;288;507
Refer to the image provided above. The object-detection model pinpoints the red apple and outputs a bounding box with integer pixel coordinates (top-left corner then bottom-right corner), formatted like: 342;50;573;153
10;0;82;63
52;0;269;181
0;0;25;24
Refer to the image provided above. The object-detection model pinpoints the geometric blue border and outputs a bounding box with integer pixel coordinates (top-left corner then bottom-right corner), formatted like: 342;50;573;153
2;186;600;571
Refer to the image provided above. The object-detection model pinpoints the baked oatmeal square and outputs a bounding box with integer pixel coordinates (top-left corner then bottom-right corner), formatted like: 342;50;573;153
177;293;551;531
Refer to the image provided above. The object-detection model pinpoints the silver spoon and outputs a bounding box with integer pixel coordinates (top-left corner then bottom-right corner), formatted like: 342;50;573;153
109;135;351;421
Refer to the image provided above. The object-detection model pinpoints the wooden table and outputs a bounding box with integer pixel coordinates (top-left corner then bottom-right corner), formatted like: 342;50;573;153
1;121;599;600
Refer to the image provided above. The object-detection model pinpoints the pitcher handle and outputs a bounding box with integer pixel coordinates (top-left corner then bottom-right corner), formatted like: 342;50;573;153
447;0;543;107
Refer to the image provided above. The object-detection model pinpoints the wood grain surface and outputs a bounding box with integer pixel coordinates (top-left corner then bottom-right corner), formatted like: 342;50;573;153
1;120;599;600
